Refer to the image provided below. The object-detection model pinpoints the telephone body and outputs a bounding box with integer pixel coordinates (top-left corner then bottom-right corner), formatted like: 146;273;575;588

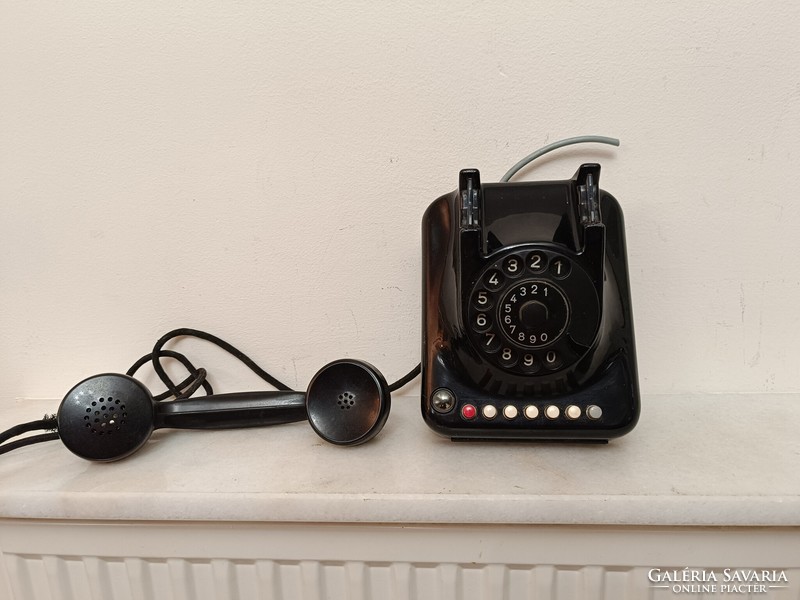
421;164;639;441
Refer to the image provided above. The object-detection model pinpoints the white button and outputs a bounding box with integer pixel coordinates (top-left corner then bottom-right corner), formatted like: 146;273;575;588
503;405;518;419
523;405;539;419
565;405;581;420
545;405;560;420
482;404;497;419
587;405;603;420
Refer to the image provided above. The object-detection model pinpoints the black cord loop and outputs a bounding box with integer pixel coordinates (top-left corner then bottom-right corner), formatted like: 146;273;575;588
126;349;212;401
151;328;294;396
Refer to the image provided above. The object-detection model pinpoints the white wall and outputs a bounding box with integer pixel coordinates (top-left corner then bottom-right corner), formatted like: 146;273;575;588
2;1;799;402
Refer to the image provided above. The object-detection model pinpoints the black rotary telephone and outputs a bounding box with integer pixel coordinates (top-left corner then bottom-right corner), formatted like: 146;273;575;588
421;141;639;441
1;136;638;461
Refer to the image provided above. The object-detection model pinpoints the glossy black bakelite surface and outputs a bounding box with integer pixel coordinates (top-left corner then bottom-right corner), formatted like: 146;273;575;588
58;374;155;462
306;359;390;446
58;373;307;461
421;164;639;441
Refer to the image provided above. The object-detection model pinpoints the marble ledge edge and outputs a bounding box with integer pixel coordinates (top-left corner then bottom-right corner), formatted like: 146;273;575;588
0;492;798;527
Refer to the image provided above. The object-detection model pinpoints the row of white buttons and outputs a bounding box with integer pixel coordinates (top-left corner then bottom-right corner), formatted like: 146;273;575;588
481;404;603;421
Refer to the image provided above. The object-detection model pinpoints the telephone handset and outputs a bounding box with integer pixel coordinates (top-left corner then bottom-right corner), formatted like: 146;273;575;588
421;159;639;441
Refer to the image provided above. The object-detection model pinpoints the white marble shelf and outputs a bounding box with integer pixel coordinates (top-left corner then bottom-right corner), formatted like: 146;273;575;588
0;393;798;527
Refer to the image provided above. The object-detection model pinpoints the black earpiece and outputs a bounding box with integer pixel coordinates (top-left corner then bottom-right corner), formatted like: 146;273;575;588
56;359;391;461
306;359;390;446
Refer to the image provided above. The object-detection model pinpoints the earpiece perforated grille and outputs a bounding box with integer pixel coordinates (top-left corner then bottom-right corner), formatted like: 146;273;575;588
337;392;356;410
82;396;128;435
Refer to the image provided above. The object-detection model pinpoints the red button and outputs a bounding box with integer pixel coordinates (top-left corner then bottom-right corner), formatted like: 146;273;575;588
461;404;477;420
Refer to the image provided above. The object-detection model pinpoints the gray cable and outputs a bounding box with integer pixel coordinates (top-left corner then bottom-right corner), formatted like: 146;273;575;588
500;135;620;182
